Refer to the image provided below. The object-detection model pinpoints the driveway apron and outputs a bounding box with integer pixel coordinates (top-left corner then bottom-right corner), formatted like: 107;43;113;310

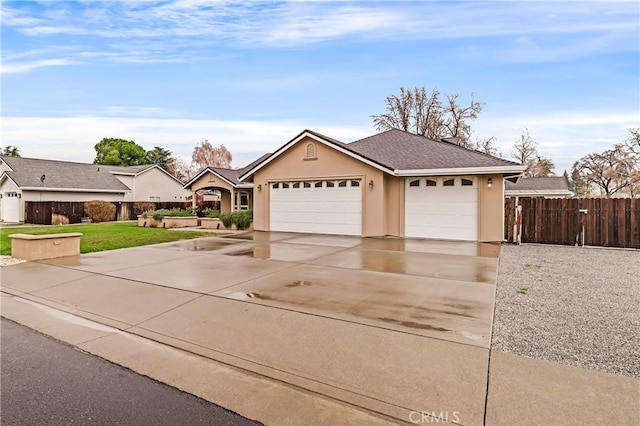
1;233;500;424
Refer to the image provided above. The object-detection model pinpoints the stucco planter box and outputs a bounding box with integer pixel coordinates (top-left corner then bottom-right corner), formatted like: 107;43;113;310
9;233;82;261
200;217;253;231
137;215;198;228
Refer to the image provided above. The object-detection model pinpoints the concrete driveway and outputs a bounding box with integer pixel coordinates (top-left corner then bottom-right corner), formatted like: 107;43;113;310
1;232;501;424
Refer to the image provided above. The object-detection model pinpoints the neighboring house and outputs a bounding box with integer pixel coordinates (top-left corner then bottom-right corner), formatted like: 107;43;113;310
184;154;270;212
0;155;189;222
239;129;526;242
505;176;573;199
99;164;190;203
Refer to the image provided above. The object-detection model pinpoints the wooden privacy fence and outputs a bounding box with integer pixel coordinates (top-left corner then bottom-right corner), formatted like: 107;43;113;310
505;198;640;249
24;201;218;225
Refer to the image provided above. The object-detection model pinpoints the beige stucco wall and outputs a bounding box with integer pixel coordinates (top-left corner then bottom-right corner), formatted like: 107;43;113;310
188;170;253;212
252;136;387;236
9;233;82;261
384;175;404;236
248;136;508;241
477;174;504;242
115;168;190;202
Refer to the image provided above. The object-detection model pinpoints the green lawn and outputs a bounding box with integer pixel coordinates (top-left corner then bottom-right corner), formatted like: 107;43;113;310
0;221;212;256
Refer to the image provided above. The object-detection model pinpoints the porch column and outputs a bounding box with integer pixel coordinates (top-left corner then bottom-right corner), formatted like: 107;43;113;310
230;188;236;212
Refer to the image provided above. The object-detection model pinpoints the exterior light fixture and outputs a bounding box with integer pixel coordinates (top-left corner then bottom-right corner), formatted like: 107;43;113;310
368;180;374;189
258;184;262;191
487;178;493;188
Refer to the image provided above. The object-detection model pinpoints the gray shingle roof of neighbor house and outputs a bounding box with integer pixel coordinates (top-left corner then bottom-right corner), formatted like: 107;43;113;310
0;155;131;192
346;129;522;170
505;176;572;192
99;164;155;174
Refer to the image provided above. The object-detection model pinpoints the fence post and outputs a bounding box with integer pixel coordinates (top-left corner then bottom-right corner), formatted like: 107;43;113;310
514;196;522;244
578;207;588;246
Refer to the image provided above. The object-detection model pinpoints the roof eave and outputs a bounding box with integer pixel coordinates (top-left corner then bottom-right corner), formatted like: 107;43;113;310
395;165;527;176
183;168;237;189
505;189;574;196
20;187;129;193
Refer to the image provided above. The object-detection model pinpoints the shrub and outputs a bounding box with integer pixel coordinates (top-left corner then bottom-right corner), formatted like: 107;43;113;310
233;210;253;230
84;200;116;223
203;208;220;218
147;207;197;222
134;201;155;216
219;212;234;228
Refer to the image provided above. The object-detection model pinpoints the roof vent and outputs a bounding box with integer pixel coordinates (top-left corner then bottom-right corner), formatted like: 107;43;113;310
441;137;461;146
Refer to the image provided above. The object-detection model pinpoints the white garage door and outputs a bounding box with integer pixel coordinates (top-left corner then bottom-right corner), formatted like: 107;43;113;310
405;177;478;241
2;192;21;222
270;179;362;235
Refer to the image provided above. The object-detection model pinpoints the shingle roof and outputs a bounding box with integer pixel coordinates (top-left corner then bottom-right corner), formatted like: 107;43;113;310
99;164;154;174
346;129;521;170
194;153;271;187
505;176;571;191
0;156;131;192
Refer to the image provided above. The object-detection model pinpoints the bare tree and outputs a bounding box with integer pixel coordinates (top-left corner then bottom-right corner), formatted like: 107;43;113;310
413;87;443;138
510;128;555;177
442;93;483;148
192;140;232;170
372;87;414;133
474;137;501;157
167;156;196;182
625;127;640;155
572;144;639;197
531;157;555;177
511;128;538;165
371;86;485;146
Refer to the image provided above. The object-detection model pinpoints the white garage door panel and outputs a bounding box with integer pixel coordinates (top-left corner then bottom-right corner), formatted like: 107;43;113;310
2;193;21;222
270;182;362;235
405;179;477;241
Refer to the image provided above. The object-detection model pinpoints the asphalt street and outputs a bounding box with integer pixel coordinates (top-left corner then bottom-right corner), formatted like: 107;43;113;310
0;318;260;425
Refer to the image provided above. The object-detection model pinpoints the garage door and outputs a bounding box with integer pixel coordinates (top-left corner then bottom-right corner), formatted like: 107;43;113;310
2;192;21;222
270;179;362;235
405;177;477;241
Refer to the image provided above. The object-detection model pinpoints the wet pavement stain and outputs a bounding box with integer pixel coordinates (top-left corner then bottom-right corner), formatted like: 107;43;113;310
246;292;272;300
169;240;237;251
376;317;451;332
225;249;257;257
285;280;312;287
222;234;254;240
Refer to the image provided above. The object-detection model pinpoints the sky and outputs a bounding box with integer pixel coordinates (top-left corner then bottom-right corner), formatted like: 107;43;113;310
1;0;639;173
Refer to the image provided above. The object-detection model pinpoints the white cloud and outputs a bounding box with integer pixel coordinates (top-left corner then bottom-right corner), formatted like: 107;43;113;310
0;115;371;167
1;1;637;70
0;58;81;74
2;109;638;173
474;110;639;172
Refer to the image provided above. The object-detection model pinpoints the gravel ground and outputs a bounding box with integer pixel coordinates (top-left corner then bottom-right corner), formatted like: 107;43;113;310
492;244;639;378
0;256;26;267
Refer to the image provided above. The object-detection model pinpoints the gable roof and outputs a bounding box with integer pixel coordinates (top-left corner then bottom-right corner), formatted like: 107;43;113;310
0;155;130;192
239;128;525;181
183;153;271;189
505;176;573;196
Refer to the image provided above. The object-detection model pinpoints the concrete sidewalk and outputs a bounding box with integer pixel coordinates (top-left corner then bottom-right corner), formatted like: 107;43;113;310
1;234;637;425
